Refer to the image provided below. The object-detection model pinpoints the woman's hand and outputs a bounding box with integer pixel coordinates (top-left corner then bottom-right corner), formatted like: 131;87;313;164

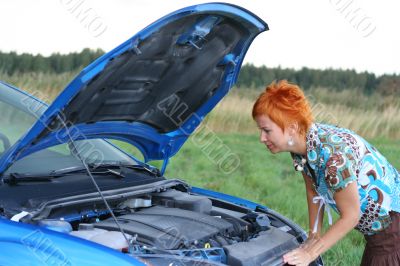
283;247;315;266
283;236;323;265
284;181;360;265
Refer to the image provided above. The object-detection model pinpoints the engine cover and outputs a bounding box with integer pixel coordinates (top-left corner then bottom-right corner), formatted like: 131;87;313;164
223;228;299;266
94;206;233;249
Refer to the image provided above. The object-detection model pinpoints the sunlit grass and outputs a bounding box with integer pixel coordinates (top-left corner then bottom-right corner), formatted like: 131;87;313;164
206;87;400;139
2;72;399;139
110;132;400;266
1;72;399;265
0;71;78;102
163;133;400;266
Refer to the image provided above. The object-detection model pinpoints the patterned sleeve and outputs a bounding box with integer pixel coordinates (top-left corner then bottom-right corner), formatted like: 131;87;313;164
325;152;358;193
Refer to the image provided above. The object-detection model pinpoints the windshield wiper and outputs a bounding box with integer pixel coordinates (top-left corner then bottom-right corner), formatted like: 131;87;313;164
2;173;54;185
50;164;125;177
50;162;161;177
2;163;161;185
2;169;125;185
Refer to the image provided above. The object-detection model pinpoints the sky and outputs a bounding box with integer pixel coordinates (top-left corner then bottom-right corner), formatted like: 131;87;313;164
1;0;399;76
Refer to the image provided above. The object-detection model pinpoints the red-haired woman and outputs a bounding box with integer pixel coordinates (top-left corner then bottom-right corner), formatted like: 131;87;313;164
252;80;400;266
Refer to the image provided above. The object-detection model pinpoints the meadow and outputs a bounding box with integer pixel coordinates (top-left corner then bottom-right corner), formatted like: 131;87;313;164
1;71;399;265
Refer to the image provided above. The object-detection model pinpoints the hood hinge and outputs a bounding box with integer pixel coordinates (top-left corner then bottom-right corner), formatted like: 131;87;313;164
160;144;173;175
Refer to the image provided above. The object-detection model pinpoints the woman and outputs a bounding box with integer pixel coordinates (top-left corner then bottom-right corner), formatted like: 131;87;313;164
252;80;400;266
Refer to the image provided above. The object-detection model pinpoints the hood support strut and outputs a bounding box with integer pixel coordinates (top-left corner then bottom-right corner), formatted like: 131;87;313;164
57;114;133;250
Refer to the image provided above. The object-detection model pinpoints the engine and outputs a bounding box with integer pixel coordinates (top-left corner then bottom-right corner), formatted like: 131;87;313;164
36;189;300;266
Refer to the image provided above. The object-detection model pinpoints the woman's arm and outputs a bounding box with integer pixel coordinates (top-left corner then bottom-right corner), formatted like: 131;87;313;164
302;172;324;237
310;181;360;256
283;181;360;265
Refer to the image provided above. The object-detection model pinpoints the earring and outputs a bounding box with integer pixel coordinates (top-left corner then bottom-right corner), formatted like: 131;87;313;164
288;136;294;146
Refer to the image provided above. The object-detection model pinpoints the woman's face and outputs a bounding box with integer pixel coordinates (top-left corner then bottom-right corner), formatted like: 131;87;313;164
255;115;290;154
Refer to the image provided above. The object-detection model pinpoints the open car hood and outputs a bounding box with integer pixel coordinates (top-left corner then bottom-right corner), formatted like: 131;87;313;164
0;3;267;174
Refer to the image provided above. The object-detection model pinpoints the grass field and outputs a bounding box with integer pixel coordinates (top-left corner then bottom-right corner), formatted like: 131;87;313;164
1;72;399;265
1;71;400;140
162;133;400;266
206;87;400;139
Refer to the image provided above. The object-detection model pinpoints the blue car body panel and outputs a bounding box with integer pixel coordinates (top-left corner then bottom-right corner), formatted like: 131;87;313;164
190;186;267;211
0;218;144;266
0;3;279;265
0;3;268;175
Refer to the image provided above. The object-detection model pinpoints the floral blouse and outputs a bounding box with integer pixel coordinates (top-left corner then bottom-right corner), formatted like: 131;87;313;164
292;123;400;235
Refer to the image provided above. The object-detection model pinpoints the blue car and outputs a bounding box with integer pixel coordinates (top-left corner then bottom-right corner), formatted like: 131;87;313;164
0;3;323;266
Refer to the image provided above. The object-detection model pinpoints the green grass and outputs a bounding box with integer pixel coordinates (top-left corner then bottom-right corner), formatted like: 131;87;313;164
144;133;400;266
2;72;398;264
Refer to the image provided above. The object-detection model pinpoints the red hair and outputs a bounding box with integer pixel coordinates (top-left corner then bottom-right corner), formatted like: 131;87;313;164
252;80;314;136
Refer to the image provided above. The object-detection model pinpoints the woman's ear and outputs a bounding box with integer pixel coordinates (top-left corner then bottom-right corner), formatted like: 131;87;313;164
288;122;300;135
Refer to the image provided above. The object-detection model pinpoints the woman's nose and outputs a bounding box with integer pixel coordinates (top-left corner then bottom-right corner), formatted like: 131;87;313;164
260;131;268;143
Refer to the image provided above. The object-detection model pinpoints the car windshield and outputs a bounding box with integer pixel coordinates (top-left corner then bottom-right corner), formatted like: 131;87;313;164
0;82;138;175
0;83;41;154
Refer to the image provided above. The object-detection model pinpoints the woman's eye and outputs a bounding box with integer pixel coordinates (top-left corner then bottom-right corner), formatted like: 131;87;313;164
263;129;270;133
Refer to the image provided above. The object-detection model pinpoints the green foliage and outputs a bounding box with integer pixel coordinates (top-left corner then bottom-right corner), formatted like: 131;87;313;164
0;47;397;264
237;64;400;96
1;50;399;95
0;49;104;74
113;133;400;266
161;133;399;266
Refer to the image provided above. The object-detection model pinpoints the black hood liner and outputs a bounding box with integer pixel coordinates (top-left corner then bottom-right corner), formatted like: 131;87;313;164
58;14;245;133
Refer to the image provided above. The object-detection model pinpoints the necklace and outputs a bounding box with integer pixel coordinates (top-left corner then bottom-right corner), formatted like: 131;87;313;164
294;157;307;171
293;155;321;189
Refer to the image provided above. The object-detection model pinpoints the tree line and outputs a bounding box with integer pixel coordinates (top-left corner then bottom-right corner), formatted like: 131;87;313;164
0;48;104;74
237;64;400;96
0;49;399;95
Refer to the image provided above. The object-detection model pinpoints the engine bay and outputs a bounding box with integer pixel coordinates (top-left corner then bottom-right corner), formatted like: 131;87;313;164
16;184;301;266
